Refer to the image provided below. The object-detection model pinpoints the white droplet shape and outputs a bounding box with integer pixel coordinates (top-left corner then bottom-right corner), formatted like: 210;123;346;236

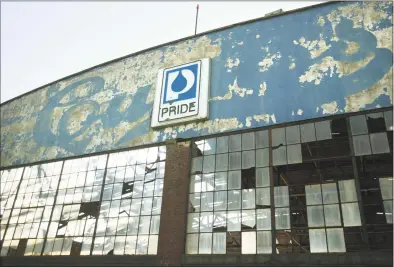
166;69;195;102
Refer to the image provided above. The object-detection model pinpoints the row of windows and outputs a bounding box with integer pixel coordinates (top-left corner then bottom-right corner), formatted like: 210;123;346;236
0;145;166;257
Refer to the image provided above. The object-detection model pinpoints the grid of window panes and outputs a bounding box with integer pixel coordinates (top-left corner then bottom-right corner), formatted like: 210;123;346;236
0;145;166;257
1;162;63;256
350;110;393;249
92;146;165;255
186;130;272;254
0;168;24;247
186;109;393;255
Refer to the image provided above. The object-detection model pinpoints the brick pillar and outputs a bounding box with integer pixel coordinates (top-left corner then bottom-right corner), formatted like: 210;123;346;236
157;141;191;266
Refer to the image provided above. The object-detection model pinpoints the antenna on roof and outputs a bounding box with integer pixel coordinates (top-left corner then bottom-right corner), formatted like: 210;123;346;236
195;4;199;35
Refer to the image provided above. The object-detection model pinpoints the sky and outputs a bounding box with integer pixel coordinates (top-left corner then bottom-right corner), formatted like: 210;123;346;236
1;1;323;103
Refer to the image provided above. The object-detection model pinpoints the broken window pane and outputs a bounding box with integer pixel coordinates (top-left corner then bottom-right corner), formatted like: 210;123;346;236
315;121;332;141
300;123;316;143
366;113;386;133
287;144;302;165
228;190;241;210
309;229;327;253
216;136;229;154
213;232;226;254
204;138;216;155
273;145;286;166
186;234;199;254
307;205;325;227
256;130;269;149
272;128;286;147
229;134;242;152
324;204;341;227
242;151;255;169
326;228;346;252
229;152;241;170
305;184;322;205
199;233;212;254
341;203;361;226
370;133;390;154
242;132;255;151
353;134;372;156
257;209;271;230
286;125;300;145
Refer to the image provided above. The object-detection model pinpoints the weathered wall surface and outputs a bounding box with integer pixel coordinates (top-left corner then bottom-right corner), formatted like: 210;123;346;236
1;1;393;167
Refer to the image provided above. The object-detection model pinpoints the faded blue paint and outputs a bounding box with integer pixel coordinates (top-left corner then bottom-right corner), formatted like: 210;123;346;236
1;1;393;167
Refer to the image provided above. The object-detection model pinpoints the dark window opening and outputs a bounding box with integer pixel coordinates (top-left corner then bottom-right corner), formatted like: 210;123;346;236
16;239;28;256
367;114;386;133
226;232;241;254
241;168;256;189
70;241;82;256
122;181;134;197
79;201;100;219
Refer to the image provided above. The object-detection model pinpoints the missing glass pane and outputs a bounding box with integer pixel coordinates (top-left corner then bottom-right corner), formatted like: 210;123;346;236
241;168;256;189
226;231;241;254
366;113;386;133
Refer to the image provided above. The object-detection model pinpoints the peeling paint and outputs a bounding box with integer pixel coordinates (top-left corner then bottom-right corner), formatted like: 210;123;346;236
1;1;392;167
321;101;339;114
345;67;393;112
259;82;267;96
225;57;240;69
258;52;281;72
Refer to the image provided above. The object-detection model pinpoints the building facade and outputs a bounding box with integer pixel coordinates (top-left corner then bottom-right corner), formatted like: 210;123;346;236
1;1;393;266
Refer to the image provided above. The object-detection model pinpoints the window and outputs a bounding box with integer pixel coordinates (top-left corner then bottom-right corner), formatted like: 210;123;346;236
0;145;166;257
187;132;272;255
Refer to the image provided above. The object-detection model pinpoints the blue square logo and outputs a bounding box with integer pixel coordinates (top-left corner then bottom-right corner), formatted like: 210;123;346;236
162;62;199;104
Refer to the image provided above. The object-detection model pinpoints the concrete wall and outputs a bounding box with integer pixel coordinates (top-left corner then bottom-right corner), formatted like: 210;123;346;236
1;1;393;167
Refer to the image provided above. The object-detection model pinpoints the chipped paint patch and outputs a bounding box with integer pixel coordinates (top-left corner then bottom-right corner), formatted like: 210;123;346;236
297;109;303;115
228;77;254;97
317;16;325;26
119;96;132;112
289;62;296;70
344;41;360;55
253;114;271;124
321;101;339;114
373;27;393;51
299;53;375;85
270;114;277;123
225;57;240;69
256;34;260;38
245;116;252;127
238;41;244;45
293;36;331;59
258;52;281;72
259;82;267;96
345;67;393;112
